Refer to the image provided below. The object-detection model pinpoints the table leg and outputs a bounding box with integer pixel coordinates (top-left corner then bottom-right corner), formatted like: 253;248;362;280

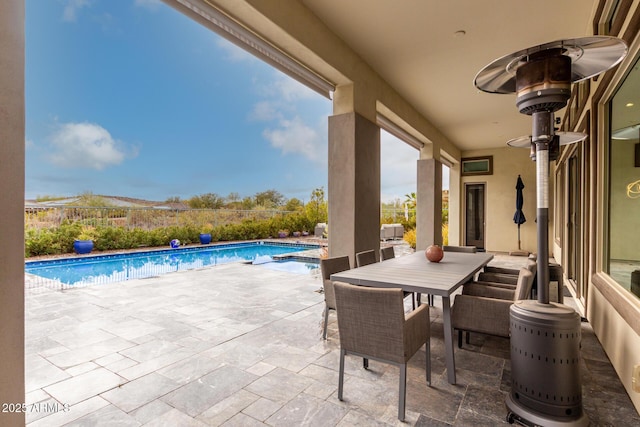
442;295;456;384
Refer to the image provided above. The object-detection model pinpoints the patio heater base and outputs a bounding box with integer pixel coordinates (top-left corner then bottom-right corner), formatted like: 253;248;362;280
506;300;586;426
506;395;588;427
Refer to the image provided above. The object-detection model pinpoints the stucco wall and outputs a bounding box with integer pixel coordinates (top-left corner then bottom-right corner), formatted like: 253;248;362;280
609;139;640;261
588;281;640;410
460;147;541;253
0;0;25;425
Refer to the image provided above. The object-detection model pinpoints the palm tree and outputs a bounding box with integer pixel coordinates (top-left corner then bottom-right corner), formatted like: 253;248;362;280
404;192;416;209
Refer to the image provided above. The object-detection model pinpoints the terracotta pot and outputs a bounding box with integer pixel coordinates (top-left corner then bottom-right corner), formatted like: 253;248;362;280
425;244;444;263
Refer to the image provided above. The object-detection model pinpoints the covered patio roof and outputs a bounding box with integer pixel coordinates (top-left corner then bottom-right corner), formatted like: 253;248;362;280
166;0;598;153
162;0;609;260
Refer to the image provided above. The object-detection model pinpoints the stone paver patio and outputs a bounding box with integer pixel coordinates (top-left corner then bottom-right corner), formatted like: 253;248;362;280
23;252;640;426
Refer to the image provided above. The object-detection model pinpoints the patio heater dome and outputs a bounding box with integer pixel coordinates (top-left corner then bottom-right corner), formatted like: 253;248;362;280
506;133;588;148
507;132;587;161
474;36;627;427
474;36;627;94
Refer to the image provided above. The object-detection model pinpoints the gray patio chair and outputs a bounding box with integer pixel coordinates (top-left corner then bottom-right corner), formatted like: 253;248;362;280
476;259;537;291
482;258;535;277
442;245;477;253
355;249;377;267
502;256;562;302
334;281;431;422
380;246;395;261
315;223;327;238
380;224;395;241
452;267;534;347
319;255;351;340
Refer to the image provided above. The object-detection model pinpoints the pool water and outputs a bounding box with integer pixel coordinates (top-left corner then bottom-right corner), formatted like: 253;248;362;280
25;241;319;287
257;259;319;275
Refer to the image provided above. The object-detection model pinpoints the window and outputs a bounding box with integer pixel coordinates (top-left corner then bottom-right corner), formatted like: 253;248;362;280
608;57;640;298
461;156;492;176
555;166;564;242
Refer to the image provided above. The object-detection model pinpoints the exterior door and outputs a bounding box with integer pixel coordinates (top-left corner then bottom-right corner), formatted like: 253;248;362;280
465;183;485;250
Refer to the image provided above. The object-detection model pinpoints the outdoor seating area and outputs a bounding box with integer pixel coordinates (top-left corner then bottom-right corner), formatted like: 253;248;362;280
23;252;639;426
380;224;405;241
314;223;327;238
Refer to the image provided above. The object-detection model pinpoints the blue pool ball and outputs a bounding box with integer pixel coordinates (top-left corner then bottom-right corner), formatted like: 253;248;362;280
170;239;180;248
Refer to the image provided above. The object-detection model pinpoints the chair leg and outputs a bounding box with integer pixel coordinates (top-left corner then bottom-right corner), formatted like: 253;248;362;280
457;329;463;348
323;305;329;340
412;293;416;310
398;363;407;421
426;337;431;386
338;348;345;401
465;331;470;344
363;358;369;369
416;293;421;307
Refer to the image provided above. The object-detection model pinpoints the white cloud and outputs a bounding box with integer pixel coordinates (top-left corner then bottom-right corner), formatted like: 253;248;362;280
234;52;329;164
262;117;320;161
62;0;90;22
379;131;450;202
134;0;162;10
268;75;317;101
48;122;136;170
380;131;419;202
252;74;317;103
249;101;282;122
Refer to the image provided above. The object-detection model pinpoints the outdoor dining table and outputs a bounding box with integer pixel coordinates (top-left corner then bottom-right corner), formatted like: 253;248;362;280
330;250;494;385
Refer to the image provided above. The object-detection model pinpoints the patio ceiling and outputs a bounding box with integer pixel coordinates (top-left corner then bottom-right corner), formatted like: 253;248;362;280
300;0;597;151
179;0;599;152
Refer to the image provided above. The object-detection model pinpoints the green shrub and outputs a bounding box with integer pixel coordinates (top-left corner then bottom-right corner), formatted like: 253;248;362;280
25;228;57;257
442;223;449;245
25;206;323;257
57;222;83;252
148;228;170;247
93;227;125;251
403;229;416;249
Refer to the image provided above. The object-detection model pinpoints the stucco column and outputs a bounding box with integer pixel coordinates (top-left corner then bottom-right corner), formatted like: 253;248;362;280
328;112;380;266
0;1;25;425
448;162;461;245
416;158;443;250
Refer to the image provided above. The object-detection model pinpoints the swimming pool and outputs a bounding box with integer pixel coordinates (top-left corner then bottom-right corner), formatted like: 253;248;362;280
25;241;320;288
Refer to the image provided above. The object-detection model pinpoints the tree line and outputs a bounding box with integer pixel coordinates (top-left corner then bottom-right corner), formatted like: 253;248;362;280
167;188;312;212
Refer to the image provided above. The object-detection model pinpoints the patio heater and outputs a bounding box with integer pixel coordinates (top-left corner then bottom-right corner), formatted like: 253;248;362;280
474;36;627;426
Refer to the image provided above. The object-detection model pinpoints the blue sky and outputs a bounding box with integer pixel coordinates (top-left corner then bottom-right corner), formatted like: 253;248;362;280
25;0;422;204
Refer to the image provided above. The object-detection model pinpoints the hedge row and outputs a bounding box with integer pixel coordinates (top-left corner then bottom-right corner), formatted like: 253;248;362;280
25;212;317;257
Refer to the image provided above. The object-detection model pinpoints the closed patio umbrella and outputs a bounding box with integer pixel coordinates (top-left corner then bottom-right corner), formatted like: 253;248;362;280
513;175;526;250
